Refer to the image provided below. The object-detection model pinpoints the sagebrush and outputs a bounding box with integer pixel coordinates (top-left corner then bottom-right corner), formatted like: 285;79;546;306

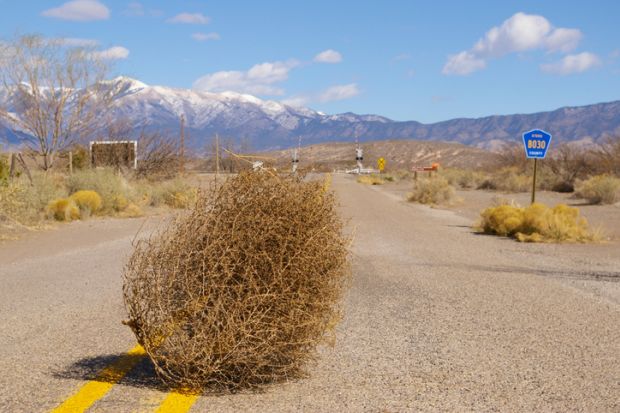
574;175;620;205
123;171;350;391
478;202;598;243
408;175;455;204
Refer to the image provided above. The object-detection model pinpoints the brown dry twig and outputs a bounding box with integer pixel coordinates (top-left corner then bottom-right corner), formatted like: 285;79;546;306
123;171;350;392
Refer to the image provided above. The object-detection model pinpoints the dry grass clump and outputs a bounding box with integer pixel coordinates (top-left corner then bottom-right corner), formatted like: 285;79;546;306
46;198;80;221
357;174;385;185
123;171;350;391
574;175;620;205
478;167;530;192
70;190;102;216
478;202;598;243
440;168;485;189
408;175;455;205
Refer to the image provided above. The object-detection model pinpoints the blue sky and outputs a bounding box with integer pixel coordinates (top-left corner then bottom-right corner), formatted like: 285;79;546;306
1;0;619;122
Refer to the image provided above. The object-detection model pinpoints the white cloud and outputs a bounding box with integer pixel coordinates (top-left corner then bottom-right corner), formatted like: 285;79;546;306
57;37;99;47
443;12;583;75
318;83;360;102
442;51;486;75
540;52;601;75
314;49;342;63
90;46;130;60
167;12;210;25
193;60;299;96
42;0;110;21
283;83;361;107
124;1;144;16
192;32;220;42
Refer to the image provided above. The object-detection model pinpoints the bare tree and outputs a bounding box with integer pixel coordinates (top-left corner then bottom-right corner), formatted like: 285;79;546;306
0;35;119;170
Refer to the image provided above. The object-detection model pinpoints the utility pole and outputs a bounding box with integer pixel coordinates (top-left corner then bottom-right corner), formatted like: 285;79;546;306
215;133;220;178
179;115;185;175
292;135;301;173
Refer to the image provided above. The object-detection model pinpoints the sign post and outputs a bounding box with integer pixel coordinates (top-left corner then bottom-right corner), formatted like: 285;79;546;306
522;129;552;204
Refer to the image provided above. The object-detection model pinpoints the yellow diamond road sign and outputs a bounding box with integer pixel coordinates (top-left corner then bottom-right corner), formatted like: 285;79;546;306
377;157;385;172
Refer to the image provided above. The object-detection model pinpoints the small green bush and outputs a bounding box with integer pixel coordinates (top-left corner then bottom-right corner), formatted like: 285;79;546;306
408;176;455;204
66;168;131;212
478;202;598;243
574;175;620;205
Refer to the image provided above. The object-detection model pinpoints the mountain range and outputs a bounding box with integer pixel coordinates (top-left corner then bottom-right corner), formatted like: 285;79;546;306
1;76;619;151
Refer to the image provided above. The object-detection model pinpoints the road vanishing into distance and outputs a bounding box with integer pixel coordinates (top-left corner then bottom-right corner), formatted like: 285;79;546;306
1;174;619;412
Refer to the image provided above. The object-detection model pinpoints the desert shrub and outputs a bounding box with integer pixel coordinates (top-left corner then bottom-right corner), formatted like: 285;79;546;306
478;202;598;243
357;174;385;185
123;171;350;391
120;203;143;218
478;167;530;192
70;190;102;215
138;178;197;209
46;198;80;221
112;194;130;212
574;175;620;205
440;168;485;189
0;154;9;184
66;168;131;212
408;175;455;204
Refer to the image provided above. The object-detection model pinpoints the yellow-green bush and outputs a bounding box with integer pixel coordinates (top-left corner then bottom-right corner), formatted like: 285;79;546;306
120;203;143;218
70;190;102;214
112;194;130;212
66;168;131;212
574;175;620;205
479;202;598;243
46;198;80;221
408;176;455;205
357;174;385;185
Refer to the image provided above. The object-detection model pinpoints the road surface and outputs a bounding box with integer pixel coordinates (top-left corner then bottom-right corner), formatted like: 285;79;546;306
0;174;618;412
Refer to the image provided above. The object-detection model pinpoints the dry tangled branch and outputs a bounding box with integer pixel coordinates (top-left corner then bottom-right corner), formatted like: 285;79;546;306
123;171;350;391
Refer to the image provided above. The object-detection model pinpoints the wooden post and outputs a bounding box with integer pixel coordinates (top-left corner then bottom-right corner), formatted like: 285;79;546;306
414;171;418;181
68;151;73;174
531;158;538;204
9;153;16;178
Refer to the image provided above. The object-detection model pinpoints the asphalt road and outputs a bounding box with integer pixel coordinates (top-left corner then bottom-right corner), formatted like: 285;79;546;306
0;174;618;412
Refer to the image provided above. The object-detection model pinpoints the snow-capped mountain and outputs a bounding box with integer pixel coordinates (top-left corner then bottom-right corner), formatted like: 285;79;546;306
1;76;619;150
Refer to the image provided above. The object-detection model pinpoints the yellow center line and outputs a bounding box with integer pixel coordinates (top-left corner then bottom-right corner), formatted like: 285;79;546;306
51;344;146;413
155;391;199;413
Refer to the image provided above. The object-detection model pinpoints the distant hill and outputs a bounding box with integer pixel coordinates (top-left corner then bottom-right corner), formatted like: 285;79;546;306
1;77;619;150
257;139;498;172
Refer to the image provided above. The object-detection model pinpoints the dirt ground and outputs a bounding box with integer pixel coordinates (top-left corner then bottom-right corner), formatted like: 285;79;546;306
382;177;620;241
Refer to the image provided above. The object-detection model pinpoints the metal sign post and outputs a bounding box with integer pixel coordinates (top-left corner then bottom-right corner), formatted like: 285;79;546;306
522;129;552;204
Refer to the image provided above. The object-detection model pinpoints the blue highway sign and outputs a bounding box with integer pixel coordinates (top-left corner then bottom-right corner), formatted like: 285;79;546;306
522;129;552;159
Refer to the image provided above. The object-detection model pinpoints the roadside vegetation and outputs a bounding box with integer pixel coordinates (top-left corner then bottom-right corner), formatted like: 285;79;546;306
408;175;456;205
478;202;600;243
0;161;197;238
357;174;395;185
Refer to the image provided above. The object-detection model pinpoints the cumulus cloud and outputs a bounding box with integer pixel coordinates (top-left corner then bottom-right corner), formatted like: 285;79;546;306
193;60;299;96
192;32;220;42
314;49;343;63
540;52;601;75
167;12;210;24
443;12;583;75
42;0;110;21
282;83;360;107
90;46;130;60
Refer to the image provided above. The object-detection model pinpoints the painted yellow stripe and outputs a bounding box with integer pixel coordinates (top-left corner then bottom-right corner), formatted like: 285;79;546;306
155;391;199;413
51;344;146;413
